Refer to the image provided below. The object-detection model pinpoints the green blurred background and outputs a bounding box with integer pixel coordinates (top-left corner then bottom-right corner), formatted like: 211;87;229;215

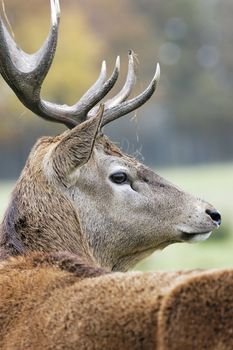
0;0;232;271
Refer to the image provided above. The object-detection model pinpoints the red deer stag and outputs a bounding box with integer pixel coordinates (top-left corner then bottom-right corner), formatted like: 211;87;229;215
0;1;228;350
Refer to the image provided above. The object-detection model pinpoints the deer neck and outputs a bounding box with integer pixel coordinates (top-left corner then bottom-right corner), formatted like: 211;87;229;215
0;171;94;264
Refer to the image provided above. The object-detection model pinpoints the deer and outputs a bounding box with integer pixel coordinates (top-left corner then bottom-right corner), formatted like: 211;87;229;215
0;1;229;349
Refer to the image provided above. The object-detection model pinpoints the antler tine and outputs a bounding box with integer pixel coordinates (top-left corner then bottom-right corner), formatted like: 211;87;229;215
101;63;160;127
88;50;137;117
0;0;60;88
0;0;76;129
69;57;120;123
0;0;79;127
76;60;108;108
105;50;137;108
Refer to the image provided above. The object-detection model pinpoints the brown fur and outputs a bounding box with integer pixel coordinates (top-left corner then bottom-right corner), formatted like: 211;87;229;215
158;269;233;350
0;134;98;261
0;256;232;349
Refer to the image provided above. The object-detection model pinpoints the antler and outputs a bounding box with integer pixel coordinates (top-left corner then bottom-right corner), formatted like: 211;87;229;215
0;0;160;129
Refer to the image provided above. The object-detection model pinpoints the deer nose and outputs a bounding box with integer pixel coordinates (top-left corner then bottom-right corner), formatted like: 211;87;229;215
206;209;221;226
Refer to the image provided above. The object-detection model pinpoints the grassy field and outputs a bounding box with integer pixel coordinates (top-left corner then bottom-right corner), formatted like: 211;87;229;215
0;163;232;271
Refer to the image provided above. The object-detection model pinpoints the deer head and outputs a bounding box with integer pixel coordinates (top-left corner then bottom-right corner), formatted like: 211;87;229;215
0;0;221;271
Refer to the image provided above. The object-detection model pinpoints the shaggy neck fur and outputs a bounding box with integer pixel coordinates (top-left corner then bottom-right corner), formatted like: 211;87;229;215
0;140;94;264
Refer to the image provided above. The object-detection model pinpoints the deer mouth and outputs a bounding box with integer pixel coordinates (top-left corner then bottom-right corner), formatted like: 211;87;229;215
180;230;212;242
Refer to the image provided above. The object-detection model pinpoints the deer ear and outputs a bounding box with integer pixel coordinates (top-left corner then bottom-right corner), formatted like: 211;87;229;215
51;105;104;183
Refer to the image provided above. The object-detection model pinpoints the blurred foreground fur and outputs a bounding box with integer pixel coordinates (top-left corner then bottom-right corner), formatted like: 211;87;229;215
0;254;232;350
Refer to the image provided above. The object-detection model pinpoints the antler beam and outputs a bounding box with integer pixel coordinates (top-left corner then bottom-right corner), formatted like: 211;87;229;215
0;0;160;129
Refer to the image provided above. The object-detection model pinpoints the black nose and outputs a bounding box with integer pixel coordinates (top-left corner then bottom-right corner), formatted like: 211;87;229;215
206;209;221;225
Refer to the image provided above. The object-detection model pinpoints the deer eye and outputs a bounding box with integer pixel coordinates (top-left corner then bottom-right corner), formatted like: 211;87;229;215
110;172;128;184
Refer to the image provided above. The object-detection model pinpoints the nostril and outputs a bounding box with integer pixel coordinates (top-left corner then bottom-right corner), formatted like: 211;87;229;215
206;209;221;225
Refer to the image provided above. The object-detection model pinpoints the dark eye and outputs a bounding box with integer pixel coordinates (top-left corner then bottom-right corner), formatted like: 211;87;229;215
110;172;128;184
